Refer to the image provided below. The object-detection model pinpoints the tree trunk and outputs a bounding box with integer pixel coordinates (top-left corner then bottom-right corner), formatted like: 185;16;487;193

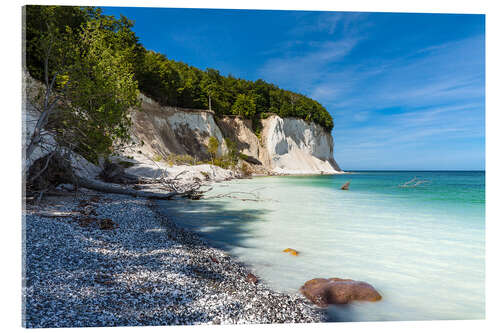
75;176;178;200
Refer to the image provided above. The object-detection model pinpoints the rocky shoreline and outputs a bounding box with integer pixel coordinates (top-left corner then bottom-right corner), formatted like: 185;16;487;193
23;189;326;327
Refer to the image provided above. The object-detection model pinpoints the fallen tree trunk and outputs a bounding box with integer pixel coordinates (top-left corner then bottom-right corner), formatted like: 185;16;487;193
27;153;195;201
98;160;143;184
75;176;178;200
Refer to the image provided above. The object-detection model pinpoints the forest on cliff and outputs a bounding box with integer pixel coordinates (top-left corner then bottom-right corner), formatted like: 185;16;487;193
25;5;334;133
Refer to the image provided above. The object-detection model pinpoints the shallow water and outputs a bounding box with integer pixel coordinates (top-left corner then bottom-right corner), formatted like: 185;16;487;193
157;171;485;321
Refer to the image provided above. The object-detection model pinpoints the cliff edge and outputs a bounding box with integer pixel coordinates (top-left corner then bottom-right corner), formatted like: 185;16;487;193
132;96;341;175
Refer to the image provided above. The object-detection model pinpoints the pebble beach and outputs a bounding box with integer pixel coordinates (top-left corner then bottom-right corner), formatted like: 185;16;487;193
22;190;325;327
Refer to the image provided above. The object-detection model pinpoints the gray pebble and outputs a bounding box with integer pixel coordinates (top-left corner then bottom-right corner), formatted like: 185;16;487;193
23;192;325;327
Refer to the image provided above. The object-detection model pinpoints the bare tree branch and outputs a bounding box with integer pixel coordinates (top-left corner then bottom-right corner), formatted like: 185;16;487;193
28;150;56;183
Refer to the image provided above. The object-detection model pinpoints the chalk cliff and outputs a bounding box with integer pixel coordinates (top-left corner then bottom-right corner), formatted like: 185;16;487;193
131;95;228;161
260;115;341;174
132;96;341;175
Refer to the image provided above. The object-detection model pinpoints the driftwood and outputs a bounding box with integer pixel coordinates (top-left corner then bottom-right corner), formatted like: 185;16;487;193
203;187;277;202
399;177;431;188
341;181;350;190
28;191;78;198
27;153;181;200
204;191;263;202
78;156;213;200
79;160;213;200
99;160;142;184
75;176;178;200
37;211;79;218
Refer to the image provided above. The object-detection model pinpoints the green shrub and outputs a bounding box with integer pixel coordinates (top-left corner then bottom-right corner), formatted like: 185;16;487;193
207;136;219;160
212;156;235;169
164;154;197;166
241;163;252;177
224;137;238;163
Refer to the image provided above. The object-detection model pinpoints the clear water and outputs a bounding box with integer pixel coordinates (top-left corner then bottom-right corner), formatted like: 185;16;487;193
157;171;485;321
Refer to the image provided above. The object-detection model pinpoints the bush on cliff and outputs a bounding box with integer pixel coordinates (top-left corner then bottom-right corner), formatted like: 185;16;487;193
25;6;140;164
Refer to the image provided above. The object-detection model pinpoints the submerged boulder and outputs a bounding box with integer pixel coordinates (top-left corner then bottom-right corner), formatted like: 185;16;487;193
300;278;382;307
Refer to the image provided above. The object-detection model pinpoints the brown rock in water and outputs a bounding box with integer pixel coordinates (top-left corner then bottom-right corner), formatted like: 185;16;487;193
283;248;299;256
300;278;382;307
246;273;258;284
341;181;350;190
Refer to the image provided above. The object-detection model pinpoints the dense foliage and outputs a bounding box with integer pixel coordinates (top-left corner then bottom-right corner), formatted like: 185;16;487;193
25;6;140;163
137;51;334;131
25;5;334;135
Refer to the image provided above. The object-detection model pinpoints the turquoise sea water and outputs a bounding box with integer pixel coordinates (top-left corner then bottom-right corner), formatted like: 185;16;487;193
158;171;485;322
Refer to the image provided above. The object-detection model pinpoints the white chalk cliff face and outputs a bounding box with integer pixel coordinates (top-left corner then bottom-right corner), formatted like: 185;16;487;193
132;95;341;174
24;74;339;181
217;116;261;159
260;115;341;174
131;95;228;161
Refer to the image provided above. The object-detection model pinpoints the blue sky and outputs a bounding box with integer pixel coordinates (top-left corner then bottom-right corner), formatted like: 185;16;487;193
103;7;485;170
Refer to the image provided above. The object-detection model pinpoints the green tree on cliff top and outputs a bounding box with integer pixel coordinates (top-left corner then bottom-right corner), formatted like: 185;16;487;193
25;6;140;164
231;94;256;118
